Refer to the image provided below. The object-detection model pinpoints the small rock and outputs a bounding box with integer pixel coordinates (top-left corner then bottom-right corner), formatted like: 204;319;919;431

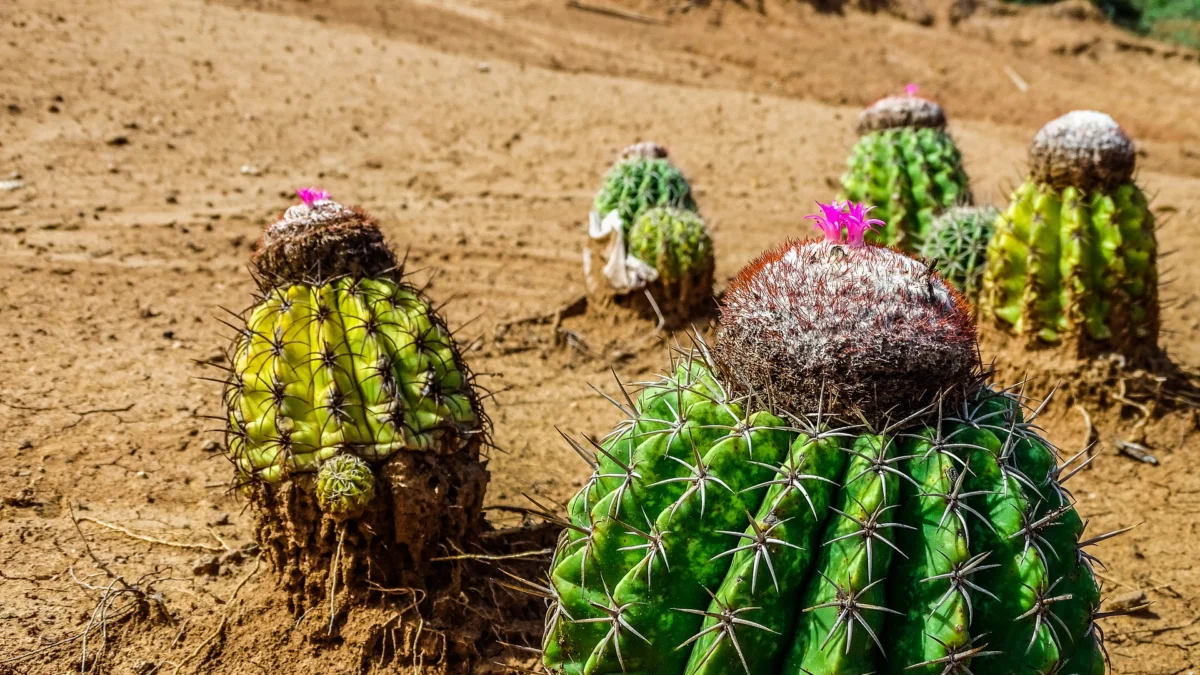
209;513;231;527
1115;439;1158;465
0;180;24;191
3;487;38;508
106;135;130;147
135;470;148;479
17;439;32;451
162;330;175;339
9;171;20;180
477;62;490;73
1107;589;1150;613
192;555;221;577
240;164;261;176
201;440;220;453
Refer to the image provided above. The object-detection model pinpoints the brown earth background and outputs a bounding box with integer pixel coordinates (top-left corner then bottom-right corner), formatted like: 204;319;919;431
2;0;1199;673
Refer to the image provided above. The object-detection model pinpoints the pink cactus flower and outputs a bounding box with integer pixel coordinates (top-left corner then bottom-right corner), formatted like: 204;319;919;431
296;187;330;207
843;201;885;248
905;83;920;97
804;200;846;242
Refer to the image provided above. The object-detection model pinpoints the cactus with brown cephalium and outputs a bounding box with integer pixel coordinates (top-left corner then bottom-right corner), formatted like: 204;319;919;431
540;202;1124;675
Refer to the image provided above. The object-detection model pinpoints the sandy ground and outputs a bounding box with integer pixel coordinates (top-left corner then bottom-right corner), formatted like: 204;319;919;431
1;0;1198;672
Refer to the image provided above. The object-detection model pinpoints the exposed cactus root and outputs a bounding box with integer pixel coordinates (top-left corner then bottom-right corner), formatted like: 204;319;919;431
251;448;489;614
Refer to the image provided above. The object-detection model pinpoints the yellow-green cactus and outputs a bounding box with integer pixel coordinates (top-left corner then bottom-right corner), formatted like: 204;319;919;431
226;275;479;486
980;111;1158;354
625;207;715;320
218;190;490;604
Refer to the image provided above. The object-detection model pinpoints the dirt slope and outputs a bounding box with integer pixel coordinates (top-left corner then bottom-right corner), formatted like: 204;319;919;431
0;0;1198;672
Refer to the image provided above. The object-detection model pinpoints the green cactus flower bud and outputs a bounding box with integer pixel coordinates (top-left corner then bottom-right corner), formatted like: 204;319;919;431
316;454;376;521
542;212;1120;675
840;95;973;251
918;205;999;301
980;111;1158;356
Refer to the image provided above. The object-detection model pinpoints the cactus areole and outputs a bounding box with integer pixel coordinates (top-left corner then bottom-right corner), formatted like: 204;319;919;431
981;111;1158;355
841;92;973;251
223;190;490;607
540;202;1117;675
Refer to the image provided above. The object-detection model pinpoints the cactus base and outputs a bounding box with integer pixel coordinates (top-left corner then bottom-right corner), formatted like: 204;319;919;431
252;448;489;612
583;239;715;328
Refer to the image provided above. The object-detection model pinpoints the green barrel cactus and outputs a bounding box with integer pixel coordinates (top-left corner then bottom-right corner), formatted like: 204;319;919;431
841;93;972;251
980;111;1158;356
918;205;999;301
220;188;490;605
623;207;715;322
540;202;1120;675
586;144;711;324
593;142;698;236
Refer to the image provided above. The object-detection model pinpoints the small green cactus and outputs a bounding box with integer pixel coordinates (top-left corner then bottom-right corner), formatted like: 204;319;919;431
980;111;1158;355
593;143;698;237
840;92;972;251
541;204;1119;675
316;454;376;521
918;205;999;301
586;144;711;324
220;189;490;603
625;207;715;320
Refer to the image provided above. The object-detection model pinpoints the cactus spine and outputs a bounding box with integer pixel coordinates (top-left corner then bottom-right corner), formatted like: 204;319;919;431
541;203;1119;675
918;205;999;301
980;111;1158;355
221;189;490;605
840;93;972;251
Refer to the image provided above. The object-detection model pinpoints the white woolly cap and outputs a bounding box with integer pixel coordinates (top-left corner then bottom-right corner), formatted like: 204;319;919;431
264;198;356;247
856;96;947;135
1030;110;1135;191
619;141;669;161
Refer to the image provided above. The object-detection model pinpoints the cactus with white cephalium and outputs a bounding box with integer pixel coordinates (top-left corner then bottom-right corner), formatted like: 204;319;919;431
980;111;1158;355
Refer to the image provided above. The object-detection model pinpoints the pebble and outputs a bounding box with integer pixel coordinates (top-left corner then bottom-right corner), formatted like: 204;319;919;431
0;180;24;191
106;134;130;146
201;440;220;453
